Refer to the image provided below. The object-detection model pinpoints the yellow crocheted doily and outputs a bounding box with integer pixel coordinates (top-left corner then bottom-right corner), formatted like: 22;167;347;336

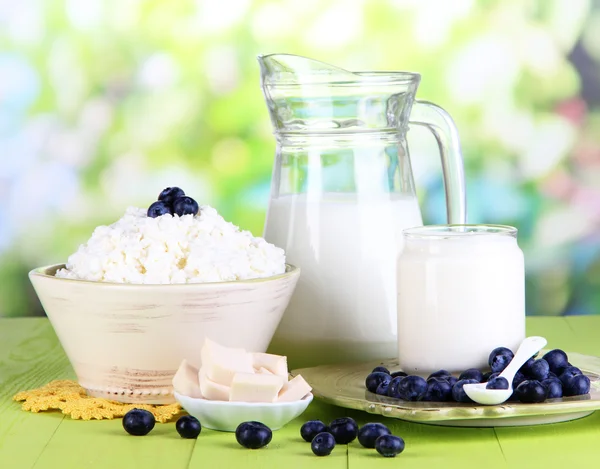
13;380;183;423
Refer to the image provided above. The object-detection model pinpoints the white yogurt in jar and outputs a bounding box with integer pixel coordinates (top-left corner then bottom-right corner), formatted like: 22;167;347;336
396;225;526;373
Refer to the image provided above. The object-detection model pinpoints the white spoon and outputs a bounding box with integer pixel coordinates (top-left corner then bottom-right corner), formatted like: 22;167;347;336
463;336;548;405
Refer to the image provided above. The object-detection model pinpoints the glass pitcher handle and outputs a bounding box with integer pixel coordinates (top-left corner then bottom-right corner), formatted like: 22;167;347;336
409;100;467;224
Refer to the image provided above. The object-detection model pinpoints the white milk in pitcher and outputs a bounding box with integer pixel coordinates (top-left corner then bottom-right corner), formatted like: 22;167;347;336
397;227;526;373
264;192;423;368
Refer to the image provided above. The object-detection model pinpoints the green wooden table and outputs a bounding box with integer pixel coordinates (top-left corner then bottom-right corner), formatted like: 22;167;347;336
2;317;600;468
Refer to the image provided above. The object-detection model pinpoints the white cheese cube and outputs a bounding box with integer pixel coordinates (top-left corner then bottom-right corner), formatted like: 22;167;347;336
257;367;273;375
201;338;254;386
229;372;286;403
199;367;231;401
172;359;203;398
252;352;288;381
278;375;312;402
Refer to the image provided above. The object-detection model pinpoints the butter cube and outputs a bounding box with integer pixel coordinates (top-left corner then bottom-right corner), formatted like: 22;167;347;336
201;338;254;386
252;352;289;381
229;373;285;403
278;375;312;402
199;367;231;401
172;359;203;398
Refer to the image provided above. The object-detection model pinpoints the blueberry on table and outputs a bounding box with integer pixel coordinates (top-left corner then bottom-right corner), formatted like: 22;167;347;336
489;347;514;373
122;409;156;436
158;186;185;204
390;371;408;379
372;366;390;374
559;366;583;386
311;432;335;456
397;375;428;401
300;420;328;442
329;417;358;444
542;349;569;375
357;423;391;448
427;369;452;380
173;196;200;216
176;415;201;438
527;359;550;381
452;379;479;403
423;377;452;402
541;377;563;399
459;368;483;382
375;435;405;457
366;372;392;393
235;421;272;449
387;376;405;398
563;374;590;396
486;377;509;390
515;380;547;403
147;201;172;218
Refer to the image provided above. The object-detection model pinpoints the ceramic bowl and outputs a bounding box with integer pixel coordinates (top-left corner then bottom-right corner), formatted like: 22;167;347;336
29;264;300;405
174;392;313;431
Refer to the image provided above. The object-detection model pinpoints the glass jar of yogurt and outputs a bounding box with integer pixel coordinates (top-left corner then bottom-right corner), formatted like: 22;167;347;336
397;225;526;373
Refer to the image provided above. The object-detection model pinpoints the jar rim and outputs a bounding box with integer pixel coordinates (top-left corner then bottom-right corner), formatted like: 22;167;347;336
403;224;517;239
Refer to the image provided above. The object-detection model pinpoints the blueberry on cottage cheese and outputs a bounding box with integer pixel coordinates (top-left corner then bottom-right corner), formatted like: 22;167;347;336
452;379;479;403
357;423;391;448
423;377;452;402
173;196;200;217
176;415;201;439
235;421;272;449
459;368;483;382
300;420;328;442
397;375;428;401
158;186;185;205
541;377;563;399
542;349;570;375
365;372;392;393
563;374;590;396
329;417;358;444
311;432;335;456
485;376;509;390
489;347;514;373
515;380;547;403
375;435;405;457
147;201;172;218
122;408;155;436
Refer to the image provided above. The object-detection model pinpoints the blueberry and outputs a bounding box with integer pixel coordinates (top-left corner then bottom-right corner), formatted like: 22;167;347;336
515;380;547;403
372;366;390;374
396;375;428;401
481;371;494;382
387;376;405;398
329;417;358;444
357;423;391;448
390;371;408;379
541;377;563;399
375;435;405;457
459;368;483;382
176;415;201;438
527;359;550;381
122;408;155;436
173;196;199;217
300;420;328;442
427;369;452;380
542;349;569;375
147;201;172;218
446;376;458;388
559;366;583;386
158;186;185;205
366;372;392;393
563;374;590;396
512;371;526;387
311;432;335;456
375;381;390;395
452;379;479;403
547;371;557;379
489;347;514;373
486;377;509;390
235;421;272;449
423;377;453;402
519;357;535;375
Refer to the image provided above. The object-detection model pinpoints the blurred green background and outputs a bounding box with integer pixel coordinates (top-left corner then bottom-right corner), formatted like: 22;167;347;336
1;0;599;317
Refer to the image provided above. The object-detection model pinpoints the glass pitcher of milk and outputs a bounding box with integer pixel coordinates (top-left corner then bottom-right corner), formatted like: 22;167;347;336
258;54;467;368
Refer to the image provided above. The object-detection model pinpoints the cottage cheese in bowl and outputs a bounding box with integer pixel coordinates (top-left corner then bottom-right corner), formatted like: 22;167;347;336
56;205;286;284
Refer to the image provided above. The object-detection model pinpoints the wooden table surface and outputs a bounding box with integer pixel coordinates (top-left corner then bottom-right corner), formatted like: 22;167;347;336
2;316;600;468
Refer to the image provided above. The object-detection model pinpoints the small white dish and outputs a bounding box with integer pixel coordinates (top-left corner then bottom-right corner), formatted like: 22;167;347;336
173;392;313;432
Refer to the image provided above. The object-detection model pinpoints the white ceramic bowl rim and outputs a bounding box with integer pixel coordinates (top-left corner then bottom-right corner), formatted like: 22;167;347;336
29;263;300;287
173;392;314;408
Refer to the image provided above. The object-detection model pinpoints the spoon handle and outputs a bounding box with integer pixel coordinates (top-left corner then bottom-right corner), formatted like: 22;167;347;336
499;336;548;383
